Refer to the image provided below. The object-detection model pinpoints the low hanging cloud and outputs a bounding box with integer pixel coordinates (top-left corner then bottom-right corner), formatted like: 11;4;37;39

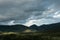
0;0;60;26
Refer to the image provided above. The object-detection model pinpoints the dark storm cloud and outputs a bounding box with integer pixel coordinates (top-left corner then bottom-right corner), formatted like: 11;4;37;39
0;0;40;21
0;0;60;25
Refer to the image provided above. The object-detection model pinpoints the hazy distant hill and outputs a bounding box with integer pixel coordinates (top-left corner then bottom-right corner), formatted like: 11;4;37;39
0;25;28;32
29;23;60;32
29;24;38;30
0;23;60;32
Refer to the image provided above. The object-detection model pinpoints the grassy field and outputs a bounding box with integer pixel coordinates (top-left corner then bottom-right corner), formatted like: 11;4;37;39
0;32;60;40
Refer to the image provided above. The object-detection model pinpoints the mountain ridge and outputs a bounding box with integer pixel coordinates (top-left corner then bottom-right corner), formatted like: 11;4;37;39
0;22;60;32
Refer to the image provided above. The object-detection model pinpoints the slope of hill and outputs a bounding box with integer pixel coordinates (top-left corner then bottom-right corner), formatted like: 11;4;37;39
0;22;60;32
29;23;60;32
0;24;28;32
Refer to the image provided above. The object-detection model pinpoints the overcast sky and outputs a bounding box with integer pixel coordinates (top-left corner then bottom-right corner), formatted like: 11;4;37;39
0;0;60;26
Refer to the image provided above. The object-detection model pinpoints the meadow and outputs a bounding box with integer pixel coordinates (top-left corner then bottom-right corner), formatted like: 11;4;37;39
0;32;60;40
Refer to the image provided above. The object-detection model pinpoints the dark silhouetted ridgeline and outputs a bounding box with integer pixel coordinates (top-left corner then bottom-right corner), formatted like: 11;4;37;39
29;22;60;32
0;22;60;32
0;25;28;32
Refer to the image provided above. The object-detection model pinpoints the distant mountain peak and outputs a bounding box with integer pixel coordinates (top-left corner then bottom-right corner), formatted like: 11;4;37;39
30;24;38;27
